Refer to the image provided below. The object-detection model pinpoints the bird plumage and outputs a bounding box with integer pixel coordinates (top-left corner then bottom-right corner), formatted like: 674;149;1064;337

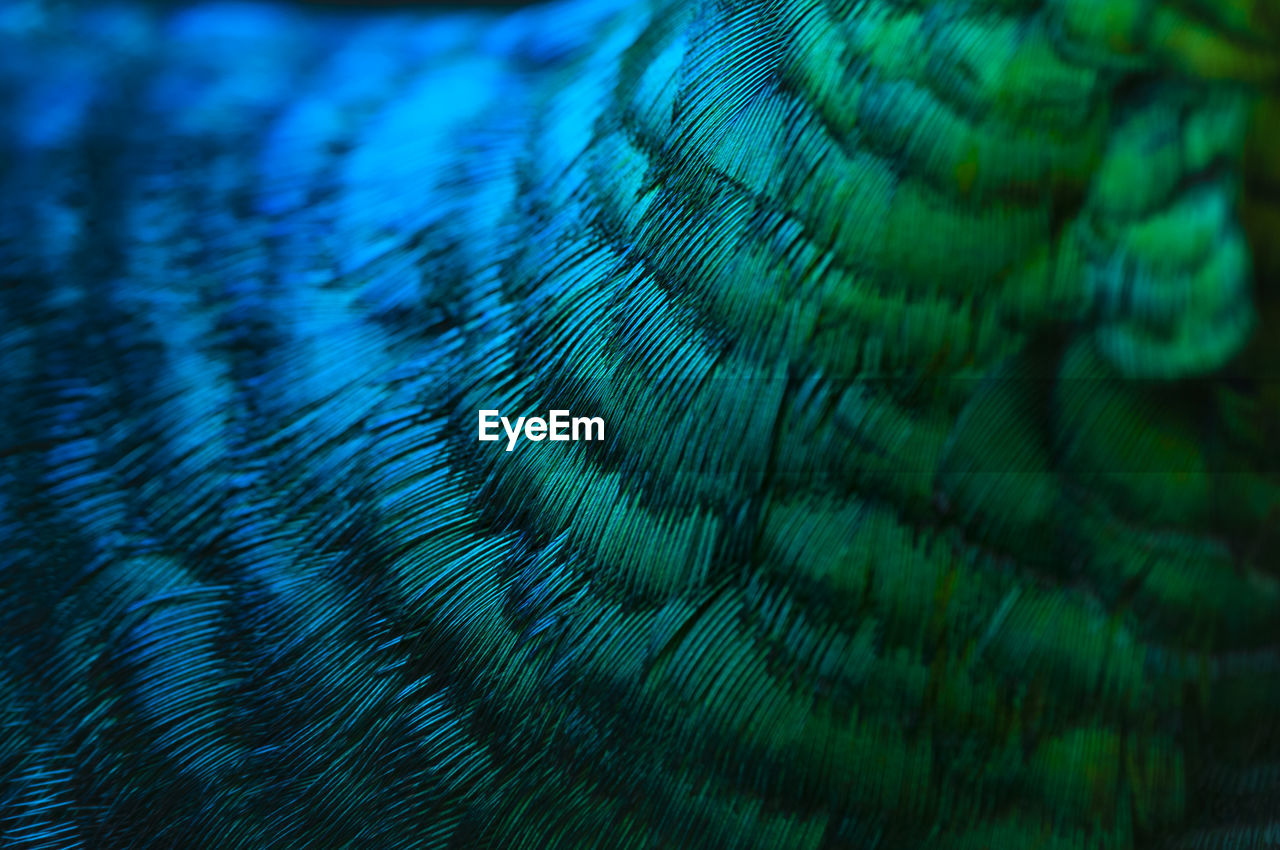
0;0;1277;847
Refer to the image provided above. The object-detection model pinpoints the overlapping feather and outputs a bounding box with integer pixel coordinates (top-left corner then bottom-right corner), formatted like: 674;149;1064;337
0;0;1277;847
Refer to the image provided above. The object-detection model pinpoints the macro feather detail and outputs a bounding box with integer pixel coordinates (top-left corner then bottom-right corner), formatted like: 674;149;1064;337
0;0;1278;848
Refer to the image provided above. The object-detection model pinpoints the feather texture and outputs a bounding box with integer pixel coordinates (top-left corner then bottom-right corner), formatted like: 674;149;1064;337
0;0;1278;847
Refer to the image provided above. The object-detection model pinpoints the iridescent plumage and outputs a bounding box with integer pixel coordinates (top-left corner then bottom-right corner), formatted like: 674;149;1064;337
1;0;1277;847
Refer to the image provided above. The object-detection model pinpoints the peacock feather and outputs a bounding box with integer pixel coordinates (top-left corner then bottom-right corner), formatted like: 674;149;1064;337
1;0;1278;847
